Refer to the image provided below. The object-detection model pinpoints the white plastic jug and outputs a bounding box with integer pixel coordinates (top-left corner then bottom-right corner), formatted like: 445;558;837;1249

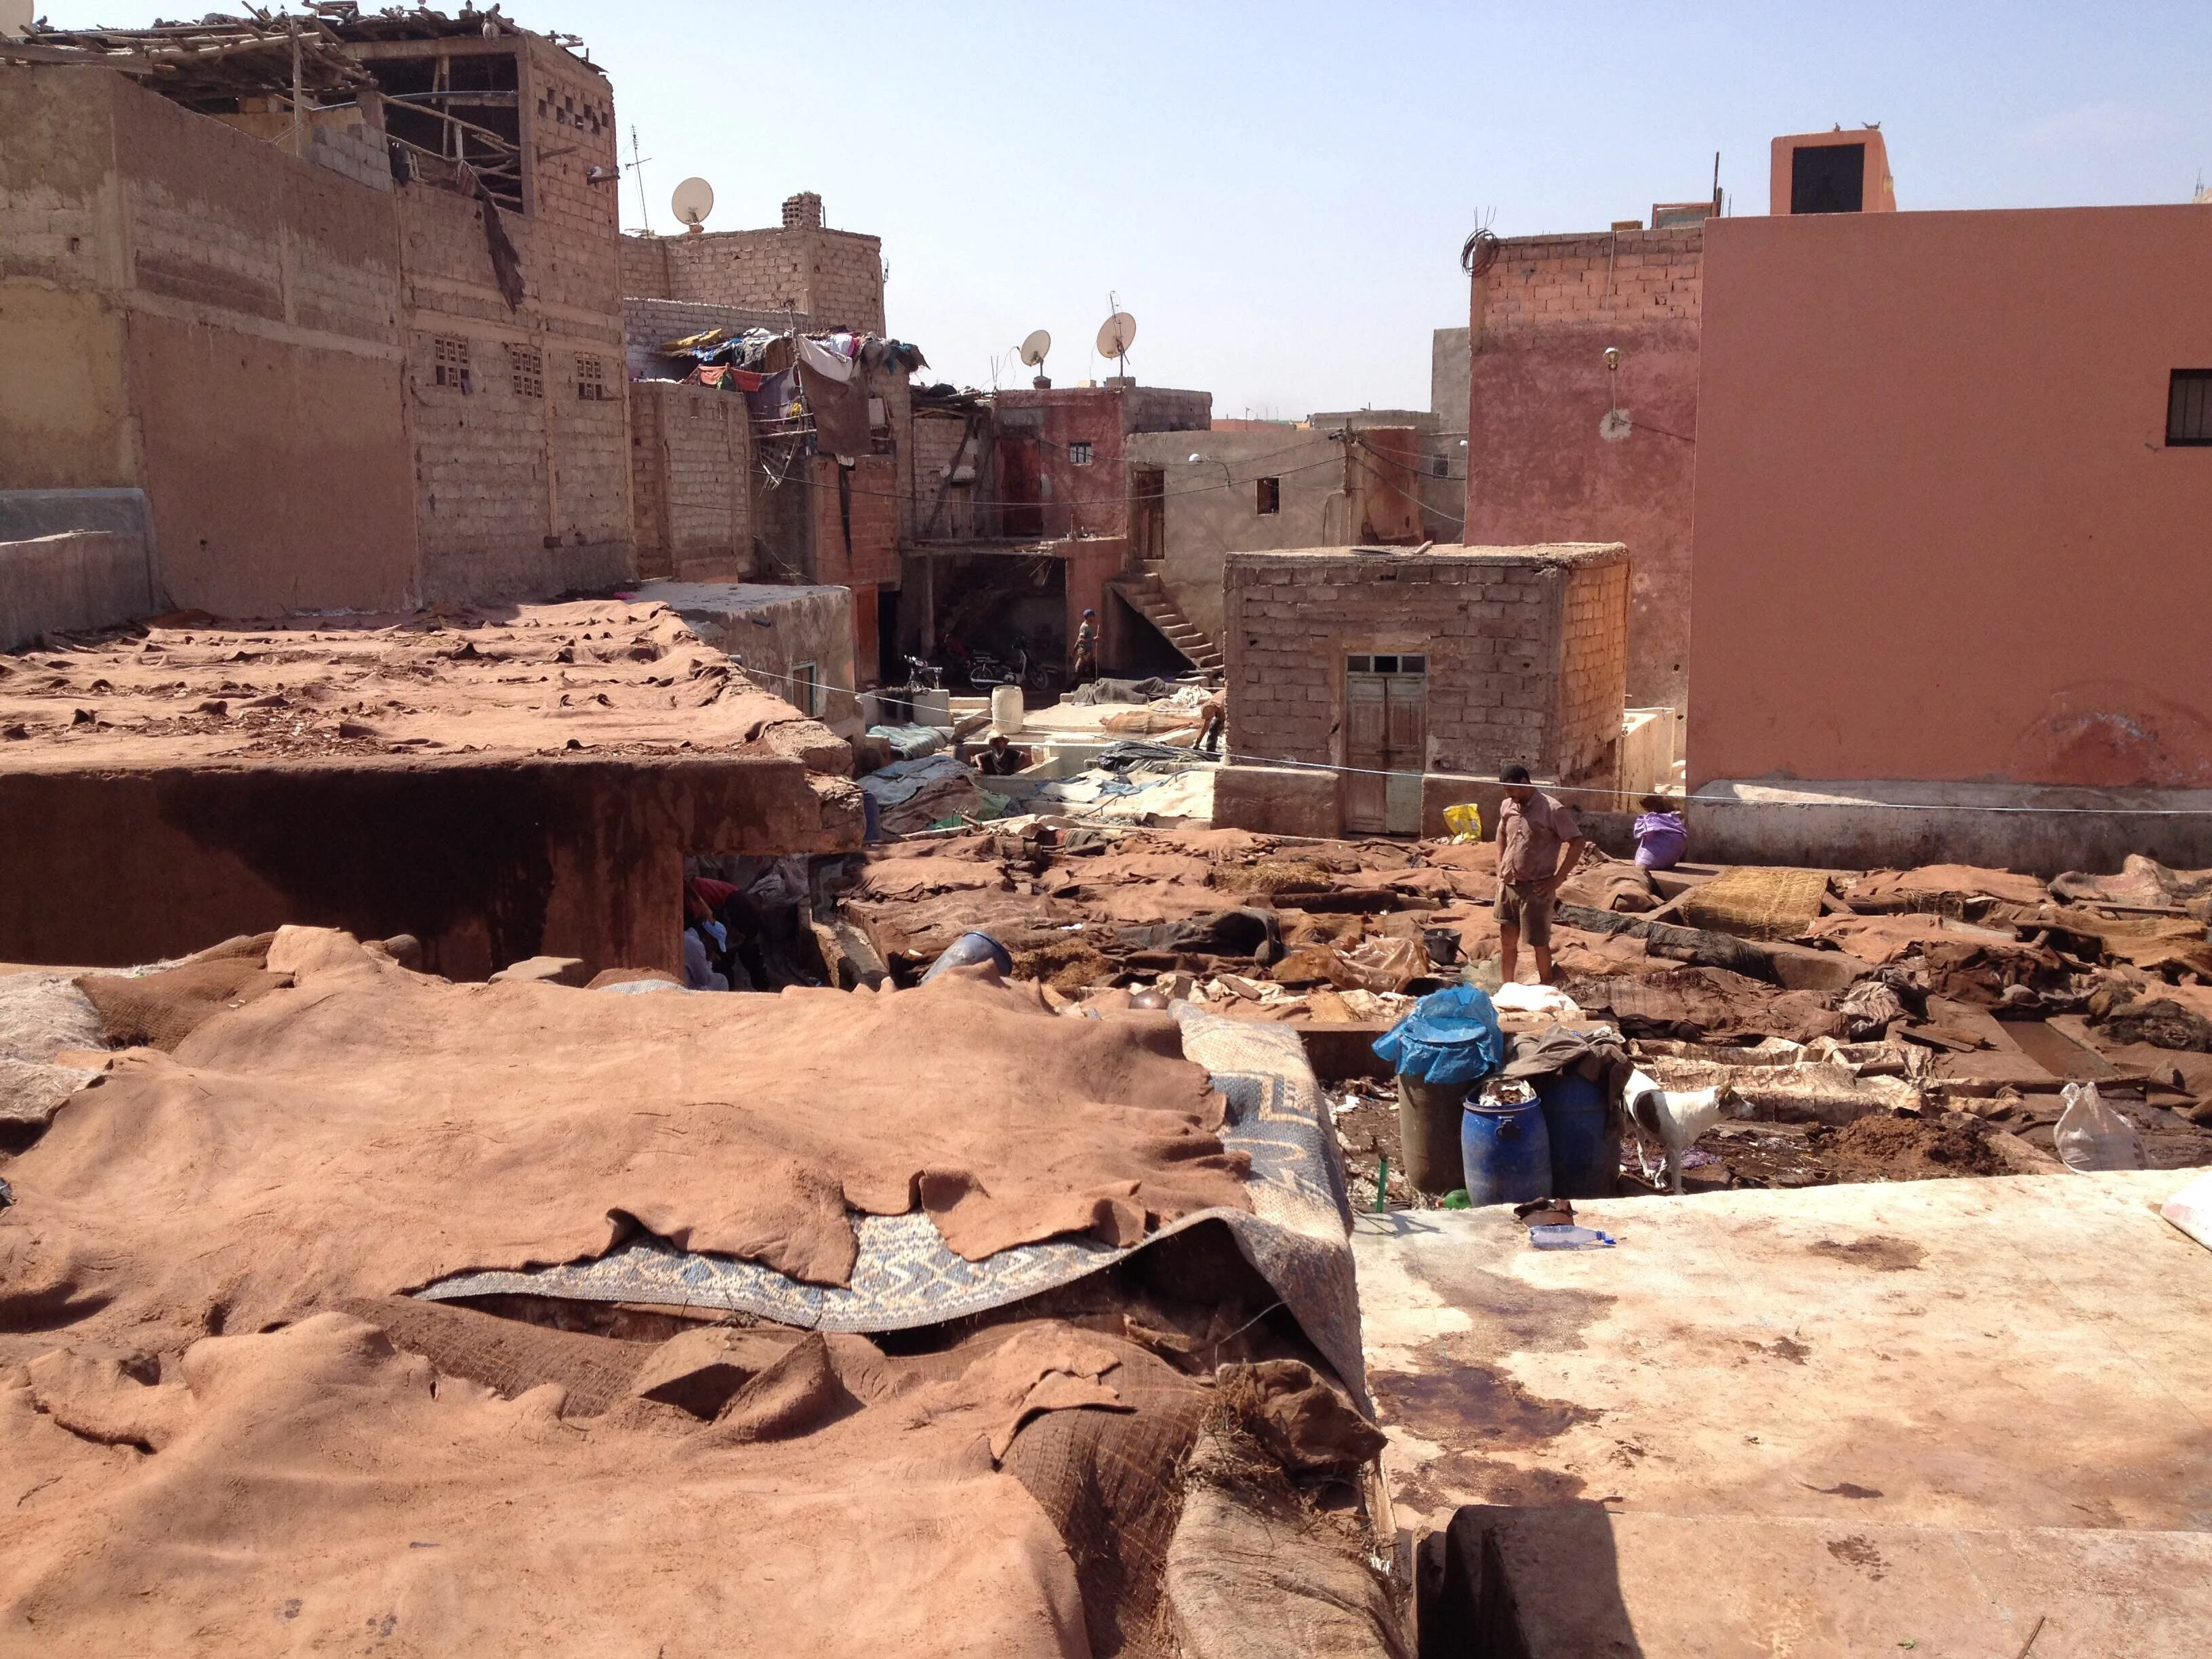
989;684;1025;735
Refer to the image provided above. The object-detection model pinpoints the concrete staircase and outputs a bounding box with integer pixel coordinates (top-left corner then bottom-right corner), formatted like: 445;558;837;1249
1111;562;1223;674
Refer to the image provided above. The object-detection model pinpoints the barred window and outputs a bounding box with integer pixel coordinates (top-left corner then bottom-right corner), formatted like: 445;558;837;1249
576;356;611;401
508;344;543;398
432;337;470;393
1068;441;1094;466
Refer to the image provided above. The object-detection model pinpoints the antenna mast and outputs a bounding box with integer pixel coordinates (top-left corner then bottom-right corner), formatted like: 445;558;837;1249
626;125;654;234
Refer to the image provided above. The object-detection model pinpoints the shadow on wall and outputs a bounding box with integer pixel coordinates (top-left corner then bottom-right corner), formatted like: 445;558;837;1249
1418;1501;1642;1658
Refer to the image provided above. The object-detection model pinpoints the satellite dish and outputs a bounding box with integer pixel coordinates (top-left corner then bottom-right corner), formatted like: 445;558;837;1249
1019;329;1052;368
1097;312;1138;360
671;177;715;235
1599;408;1633;443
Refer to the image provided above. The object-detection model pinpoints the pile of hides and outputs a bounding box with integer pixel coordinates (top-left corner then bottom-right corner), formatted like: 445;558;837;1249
860;754;1010;834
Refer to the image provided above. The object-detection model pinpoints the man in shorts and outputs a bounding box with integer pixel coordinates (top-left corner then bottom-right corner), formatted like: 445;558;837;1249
1495;764;1590;987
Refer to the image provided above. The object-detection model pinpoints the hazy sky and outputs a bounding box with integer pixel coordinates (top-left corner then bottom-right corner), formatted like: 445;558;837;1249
41;2;2212;415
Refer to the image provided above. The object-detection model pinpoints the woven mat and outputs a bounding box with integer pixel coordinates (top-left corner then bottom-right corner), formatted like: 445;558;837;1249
1680;865;1830;941
417;1004;1369;1406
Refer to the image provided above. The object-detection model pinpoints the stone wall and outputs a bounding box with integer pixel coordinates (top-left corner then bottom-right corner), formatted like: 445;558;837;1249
1223;544;1630;802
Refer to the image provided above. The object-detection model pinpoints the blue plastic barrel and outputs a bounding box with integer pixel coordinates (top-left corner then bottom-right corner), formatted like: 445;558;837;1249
1460;1099;1553;1208
1538;1073;1618;1200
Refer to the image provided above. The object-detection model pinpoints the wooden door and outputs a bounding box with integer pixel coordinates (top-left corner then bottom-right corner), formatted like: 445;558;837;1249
1384;669;1427;834
1343;654;1429;836
1344;672;1390;833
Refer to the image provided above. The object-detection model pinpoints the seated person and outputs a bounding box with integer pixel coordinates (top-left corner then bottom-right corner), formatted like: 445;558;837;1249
974;734;1029;777
1633;793;1687;871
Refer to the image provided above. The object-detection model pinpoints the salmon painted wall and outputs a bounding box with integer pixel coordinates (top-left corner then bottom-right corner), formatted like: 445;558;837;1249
1690;205;2212;790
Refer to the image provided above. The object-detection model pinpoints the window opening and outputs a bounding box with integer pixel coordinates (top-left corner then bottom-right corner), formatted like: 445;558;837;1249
793;662;821;717
1789;143;1865;215
1256;476;1281;514
2168;371;2212;447
367;49;526;214
508;343;542;398
577;356;611;402
433;337;471;392
1069;441;1094;466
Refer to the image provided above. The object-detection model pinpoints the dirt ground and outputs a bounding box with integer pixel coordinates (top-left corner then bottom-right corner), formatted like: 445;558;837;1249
1329;1080;2212;1209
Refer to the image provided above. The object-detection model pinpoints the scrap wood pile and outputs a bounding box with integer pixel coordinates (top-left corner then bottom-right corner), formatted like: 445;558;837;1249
0;930;1401;1656
830;827;2212;1193
9;13;373;106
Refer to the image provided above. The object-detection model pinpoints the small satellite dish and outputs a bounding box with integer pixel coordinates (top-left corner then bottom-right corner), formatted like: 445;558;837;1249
1019;329;1052;369
1097;312;1138;360
1599;408;1633;443
671;177;715;235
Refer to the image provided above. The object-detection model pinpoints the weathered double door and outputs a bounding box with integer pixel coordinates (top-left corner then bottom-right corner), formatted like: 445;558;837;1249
1343;653;1427;836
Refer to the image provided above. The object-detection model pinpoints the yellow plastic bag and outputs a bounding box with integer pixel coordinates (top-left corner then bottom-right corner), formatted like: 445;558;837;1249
1441;803;1484;844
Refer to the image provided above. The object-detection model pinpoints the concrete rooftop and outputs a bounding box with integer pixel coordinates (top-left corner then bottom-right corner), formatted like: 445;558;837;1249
1357;1170;2212;1654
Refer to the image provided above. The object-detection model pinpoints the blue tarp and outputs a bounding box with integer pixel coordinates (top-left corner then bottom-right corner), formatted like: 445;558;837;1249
1372;984;1504;1087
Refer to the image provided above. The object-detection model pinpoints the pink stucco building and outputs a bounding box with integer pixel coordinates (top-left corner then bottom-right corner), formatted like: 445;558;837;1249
1689;199;2212;869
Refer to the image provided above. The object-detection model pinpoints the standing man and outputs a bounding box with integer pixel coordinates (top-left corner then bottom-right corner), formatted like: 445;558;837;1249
1495;764;1590;987
1071;609;1098;685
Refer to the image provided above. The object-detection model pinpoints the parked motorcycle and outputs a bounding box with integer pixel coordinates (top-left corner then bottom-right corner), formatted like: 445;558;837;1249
966;636;1054;696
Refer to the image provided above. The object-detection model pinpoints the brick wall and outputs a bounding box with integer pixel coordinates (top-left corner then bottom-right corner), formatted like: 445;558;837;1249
620;223;884;335
1481;226;1702;329
629;380;752;583
1466;224;1702;709
807;453;899;588
398;37;633;604
1223;544;1629;785
0;66;419;614
629;386;667;575
1556;554;1631;784
909;408;986;540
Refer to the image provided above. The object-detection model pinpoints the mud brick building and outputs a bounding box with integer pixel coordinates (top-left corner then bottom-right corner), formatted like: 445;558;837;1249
1216;544;1629;838
0;12;636;619
620;192;885;335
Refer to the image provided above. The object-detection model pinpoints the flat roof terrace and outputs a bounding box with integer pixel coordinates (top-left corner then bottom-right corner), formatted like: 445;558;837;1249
0;600;861;979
